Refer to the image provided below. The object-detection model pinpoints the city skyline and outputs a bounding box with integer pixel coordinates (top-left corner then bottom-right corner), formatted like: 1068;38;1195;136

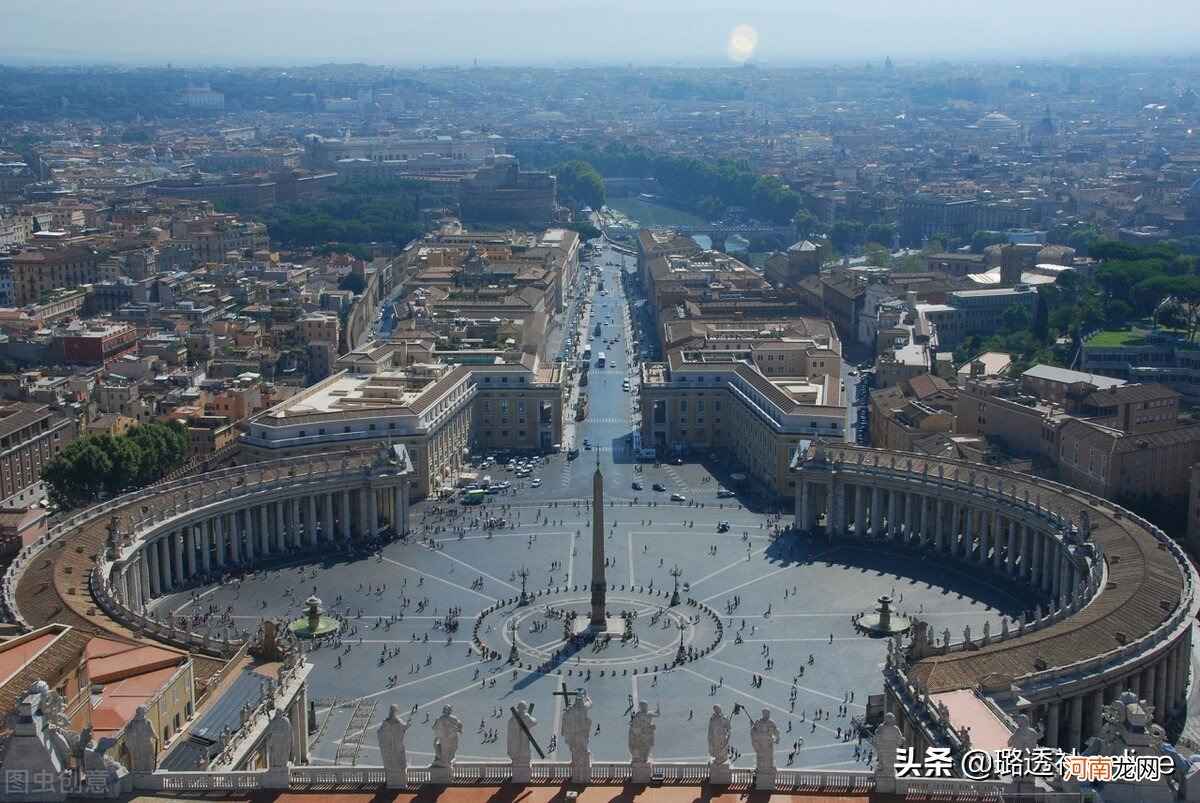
2;0;1197;67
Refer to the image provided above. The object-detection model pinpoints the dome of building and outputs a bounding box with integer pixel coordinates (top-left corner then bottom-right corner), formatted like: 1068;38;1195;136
973;111;1021;130
1030;108;1057;137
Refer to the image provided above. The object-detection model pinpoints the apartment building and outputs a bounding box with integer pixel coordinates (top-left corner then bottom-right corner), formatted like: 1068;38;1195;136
11;245;102;306
0;402;76;509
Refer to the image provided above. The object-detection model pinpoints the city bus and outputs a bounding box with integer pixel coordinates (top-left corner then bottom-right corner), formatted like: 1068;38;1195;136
597;351;606;367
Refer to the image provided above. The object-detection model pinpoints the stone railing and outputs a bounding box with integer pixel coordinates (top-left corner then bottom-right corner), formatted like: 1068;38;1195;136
132;761;880;792
90;562;241;658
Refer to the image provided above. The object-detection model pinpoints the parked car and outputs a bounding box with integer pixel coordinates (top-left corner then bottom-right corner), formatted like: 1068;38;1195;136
717;521;730;532
632;480;643;490
652;482;667;492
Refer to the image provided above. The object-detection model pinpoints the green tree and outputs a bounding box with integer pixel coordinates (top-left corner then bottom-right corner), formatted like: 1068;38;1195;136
339;273;366;294
1003;303;1034;333
862;243;892;269
863;223;896;247
552;160;606;209
1033;292;1050;341
830;221;864;252
970;230;1008;253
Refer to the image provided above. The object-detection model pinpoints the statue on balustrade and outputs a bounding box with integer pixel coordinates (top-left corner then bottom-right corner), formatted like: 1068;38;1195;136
507;701;538;765
628;701;657;764
264;709;293;768
707;705;732;765
872;712;904;778
378;704;409;781
432;705;462;767
126;705;159;774
750;709;780;772
562;692;592;762
1007;713;1042;753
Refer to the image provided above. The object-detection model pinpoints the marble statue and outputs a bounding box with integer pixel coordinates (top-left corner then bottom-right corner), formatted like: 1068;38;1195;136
628;701;657;764
432;705;462;767
707;705;732;764
506;702;537;764
1007;713;1042;753
378;704;409;775
750;709;780;771
562;693;592;762
872;712;905;778
125;705;158;773
264;709;293;769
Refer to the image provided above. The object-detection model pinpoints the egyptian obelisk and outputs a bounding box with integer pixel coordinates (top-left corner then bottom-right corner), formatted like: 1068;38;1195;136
589;454;607;630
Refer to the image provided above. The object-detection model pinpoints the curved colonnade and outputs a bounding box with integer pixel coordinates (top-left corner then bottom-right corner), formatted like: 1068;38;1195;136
3;451;411;658
792;442;1198;753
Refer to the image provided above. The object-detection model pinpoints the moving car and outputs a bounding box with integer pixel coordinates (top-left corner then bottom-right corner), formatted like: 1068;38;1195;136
652;482;667;492
670;493;687;502
632;480;643;490
531;478;542;488
716;488;735;498
717;521;730;532
566;448;580;460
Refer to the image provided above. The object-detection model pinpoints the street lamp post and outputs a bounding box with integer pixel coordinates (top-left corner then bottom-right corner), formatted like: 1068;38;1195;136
669;565;683;606
517;565;531;606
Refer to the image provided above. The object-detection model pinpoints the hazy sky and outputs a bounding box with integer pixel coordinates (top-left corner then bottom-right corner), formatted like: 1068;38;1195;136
2;0;1196;67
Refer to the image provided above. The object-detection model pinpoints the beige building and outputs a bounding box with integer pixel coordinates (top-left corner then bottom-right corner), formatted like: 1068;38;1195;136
11;244;102;305
0;402;76;509
640;322;846;497
868;385;954;453
241;341;563;498
1056;418;1200;503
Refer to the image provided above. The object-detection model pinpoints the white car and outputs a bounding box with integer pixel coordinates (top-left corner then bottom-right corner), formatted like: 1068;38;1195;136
530;478;542;488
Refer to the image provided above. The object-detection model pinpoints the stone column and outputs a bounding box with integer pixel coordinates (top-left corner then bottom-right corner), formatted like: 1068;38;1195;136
951;503;962;556
919;495;929;547
1020;525;1032;582
213;517;226;568
1031;532;1043;590
243;508;255;562
230;514;241;563
171;532;183;588
993;515;1004;570
1005;519;1017;574
400;482;410;532
1049;546;1061;602
1067;695;1082;751
200;520;212;573
1088;691;1105;743
307;495;318;546
887;488;899;540
1044;702;1060;749
259;505;271;557
934;500;946;551
158;538;172;591
368;486;379;540
275;501;287;551
851;484;863;536
185;527;197;578
147;544;161;597
1155;658;1169;717
904;491;916;544
139;554;151;604
290;498;302;548
341;489;352;540
870;485;882;538
323;493;335;542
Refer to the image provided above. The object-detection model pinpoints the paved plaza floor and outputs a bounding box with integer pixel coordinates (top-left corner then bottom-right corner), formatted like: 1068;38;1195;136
151;460;1040;771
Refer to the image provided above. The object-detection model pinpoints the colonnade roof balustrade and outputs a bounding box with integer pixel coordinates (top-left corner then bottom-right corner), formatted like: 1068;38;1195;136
794;443;1197;696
